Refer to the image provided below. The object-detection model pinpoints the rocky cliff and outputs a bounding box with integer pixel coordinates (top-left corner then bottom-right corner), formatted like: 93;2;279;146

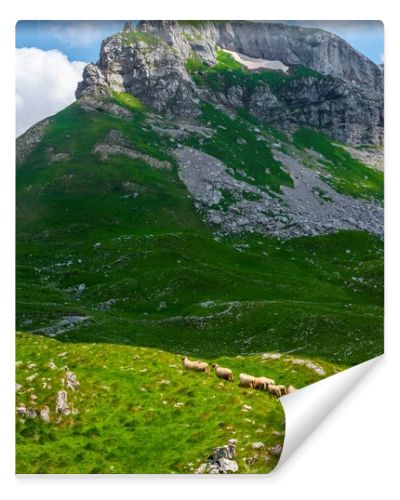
76;20;383;145
138;21;383;90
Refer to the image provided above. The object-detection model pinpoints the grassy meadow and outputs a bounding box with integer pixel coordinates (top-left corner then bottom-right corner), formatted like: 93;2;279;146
16;332;342;474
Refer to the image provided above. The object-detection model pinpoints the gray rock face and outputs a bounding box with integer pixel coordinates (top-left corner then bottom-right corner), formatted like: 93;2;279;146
78;97;133;119
76;29;199;119
76;20;383;146
250;76;383;145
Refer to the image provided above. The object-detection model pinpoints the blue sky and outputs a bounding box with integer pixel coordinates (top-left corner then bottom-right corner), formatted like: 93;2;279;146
16;20;384;64
16;21;126;62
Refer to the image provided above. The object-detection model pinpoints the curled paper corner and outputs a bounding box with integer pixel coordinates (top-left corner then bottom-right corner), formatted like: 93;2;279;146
275;355;383;471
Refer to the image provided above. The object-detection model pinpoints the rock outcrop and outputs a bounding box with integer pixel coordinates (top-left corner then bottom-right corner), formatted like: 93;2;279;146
248;75;383;145
16;118;51;165
55;390;70;415
174;146;383;239
65;371;80;391
93;129;172;169
76;27;199;119
76;20;383;145
195;440;239;474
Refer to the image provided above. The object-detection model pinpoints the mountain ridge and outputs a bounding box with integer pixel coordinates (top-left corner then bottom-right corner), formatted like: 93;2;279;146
75;20;383;146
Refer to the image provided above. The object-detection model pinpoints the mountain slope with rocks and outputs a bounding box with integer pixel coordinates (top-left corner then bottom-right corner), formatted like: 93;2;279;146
17;20;383;380
16;20;384;475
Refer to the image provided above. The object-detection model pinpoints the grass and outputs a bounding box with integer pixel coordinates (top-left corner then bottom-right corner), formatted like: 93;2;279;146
294;128;384;202
16;226;383;365
185;50;326;94
112;91;145;112
117;31;161;47
16;332;342;474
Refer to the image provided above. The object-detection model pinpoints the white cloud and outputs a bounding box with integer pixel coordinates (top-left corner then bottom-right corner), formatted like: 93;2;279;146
16;48;86;136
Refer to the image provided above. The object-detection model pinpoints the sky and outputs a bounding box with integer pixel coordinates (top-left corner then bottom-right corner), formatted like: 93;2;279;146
15;20;384;136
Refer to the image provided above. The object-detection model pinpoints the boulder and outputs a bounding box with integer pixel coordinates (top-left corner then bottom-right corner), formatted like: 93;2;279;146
270;444;283;456
65;371;80;391
55;390;70;415
40;406;51;422
195;442;239;474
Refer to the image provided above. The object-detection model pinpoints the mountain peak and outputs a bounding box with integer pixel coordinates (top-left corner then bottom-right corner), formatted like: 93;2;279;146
123;21;135;32
76;20;383;146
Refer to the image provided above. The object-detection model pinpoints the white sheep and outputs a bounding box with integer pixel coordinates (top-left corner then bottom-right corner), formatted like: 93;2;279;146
212;364;233;381
277;384;288;396
253;376;275;390
239;373;256;388
287;385;297;394
181;356;210;373
267;384;282;397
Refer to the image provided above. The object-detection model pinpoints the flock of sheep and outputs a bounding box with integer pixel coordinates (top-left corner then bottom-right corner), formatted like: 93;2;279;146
181;356;296;397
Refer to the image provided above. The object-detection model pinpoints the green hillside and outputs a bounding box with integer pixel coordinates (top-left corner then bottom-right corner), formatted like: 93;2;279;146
16;96;384;366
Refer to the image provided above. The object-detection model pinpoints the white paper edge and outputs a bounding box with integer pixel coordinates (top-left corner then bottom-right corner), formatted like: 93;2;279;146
275;354;383;471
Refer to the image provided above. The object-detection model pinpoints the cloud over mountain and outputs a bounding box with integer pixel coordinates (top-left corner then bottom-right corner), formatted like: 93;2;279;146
16;48;86;136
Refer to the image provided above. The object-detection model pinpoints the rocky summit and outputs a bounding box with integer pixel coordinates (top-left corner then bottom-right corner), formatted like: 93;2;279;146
77;20;383;145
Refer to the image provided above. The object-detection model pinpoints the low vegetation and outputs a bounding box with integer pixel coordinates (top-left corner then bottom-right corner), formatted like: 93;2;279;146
294;128;384;202
117;30;162;47
112;91;146;112
16;99;383;367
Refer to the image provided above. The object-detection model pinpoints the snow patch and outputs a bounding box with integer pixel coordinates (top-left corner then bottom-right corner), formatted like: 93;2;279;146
222;49;289;73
